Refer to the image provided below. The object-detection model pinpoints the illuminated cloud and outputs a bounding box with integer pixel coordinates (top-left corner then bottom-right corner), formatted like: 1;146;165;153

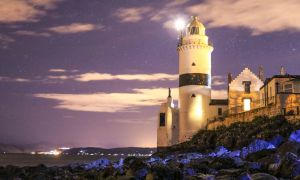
14;30;50;37
212;76;226;86
0;0;61;23
0;34;15;48
33;88;178;113
48;23;104;34
48;69;67;73
113;7;153;23
0;76;31;82
75;73;178;82
186;0;300;35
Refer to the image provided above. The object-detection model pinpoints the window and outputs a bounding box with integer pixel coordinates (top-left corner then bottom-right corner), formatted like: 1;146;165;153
189;27;199;35
192;62;196;66
218;108;222;116
191;94;196;98
243;81;251;94
285;84;293;93
243;99;251;111
297;107;300;115
159;113;165;127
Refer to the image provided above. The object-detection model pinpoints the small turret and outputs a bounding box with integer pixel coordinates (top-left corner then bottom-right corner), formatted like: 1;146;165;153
280;66;286;75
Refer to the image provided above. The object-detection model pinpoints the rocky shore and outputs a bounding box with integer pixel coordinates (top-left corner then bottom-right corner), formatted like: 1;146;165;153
1;116;300;179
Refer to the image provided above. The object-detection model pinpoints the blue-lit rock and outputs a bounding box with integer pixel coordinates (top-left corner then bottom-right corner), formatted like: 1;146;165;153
241;139;275;158
208;146;229;157
269;135;284;147
289;130;300;143
84;158;110;170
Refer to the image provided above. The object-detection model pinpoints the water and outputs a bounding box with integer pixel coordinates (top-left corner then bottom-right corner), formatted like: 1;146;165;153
0;153;121;167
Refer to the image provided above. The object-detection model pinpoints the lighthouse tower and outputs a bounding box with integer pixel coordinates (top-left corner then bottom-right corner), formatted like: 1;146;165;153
177;16;213;142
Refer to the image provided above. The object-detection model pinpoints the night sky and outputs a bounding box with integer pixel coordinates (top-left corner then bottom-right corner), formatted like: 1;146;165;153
1;0;300;149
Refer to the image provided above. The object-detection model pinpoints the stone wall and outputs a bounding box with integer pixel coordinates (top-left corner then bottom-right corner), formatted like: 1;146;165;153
207;93;300;130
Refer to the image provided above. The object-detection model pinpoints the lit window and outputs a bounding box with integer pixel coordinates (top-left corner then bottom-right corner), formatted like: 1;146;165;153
159;113;165;126
243;99;251;111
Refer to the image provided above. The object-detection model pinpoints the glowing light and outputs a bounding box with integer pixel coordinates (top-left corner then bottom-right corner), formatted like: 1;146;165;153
175;19;185;31
243;99;251;111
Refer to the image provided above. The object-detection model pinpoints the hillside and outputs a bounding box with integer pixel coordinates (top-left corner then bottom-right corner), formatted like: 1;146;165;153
161;115;300;155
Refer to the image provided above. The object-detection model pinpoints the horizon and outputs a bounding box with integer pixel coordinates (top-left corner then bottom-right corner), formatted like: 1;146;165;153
1;0;300;149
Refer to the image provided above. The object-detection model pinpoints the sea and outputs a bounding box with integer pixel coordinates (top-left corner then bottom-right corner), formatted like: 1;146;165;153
0;153;121;167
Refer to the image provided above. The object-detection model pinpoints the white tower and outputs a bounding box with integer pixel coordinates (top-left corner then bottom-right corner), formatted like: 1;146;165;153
177;16;213;142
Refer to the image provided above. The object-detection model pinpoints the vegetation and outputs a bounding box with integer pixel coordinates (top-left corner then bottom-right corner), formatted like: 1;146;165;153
159;115;300;155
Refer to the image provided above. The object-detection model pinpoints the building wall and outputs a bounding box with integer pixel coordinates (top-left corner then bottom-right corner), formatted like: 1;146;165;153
228;68;264;114
207;94;300;130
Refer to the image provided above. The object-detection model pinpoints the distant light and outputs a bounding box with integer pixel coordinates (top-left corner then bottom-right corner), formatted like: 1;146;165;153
175;19;185;31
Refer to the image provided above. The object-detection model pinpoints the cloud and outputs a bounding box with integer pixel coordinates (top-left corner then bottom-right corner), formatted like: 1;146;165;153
186;0;300;35
212;76;226;86
48;23;104;34
211;89;228;99
0;0;60;23
107;116;155;125
14;30;50;37
0;34;15;48
0;76;31;82
75;73;178;82
48;68;67;73
113;7;153;23
33;88;176;113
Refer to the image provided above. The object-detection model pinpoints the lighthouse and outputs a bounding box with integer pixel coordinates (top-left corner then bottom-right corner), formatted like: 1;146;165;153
177;16;213;142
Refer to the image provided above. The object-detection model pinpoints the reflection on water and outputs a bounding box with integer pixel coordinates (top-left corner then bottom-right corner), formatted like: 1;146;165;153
0;153;121;167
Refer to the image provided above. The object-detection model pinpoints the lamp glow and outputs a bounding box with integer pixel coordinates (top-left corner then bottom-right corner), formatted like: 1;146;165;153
175;19;185;31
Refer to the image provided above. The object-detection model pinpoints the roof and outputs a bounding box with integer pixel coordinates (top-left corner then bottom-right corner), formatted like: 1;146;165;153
210;99;228;106
187;16;205;29
260;74;300;89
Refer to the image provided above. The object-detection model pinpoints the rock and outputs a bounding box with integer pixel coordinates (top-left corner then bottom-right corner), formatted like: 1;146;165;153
251;173;277;180
197;173;215;180
277;141;300;156
113;158;124;169
217;168;243;176
184;168;196;176
135;168;148;179
84;158;110;170
210;158;236;170
277;152;300;178
289;130;300;143
241;139;275;158
228;150;241;158
245;149;276;162
269;135;284;147
244;162;262;170
208;146;229;157
238;172;252;180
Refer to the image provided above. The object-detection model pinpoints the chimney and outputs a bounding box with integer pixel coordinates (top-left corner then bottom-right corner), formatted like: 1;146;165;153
228;73;233;85
258;65;264;81
280;66;286;75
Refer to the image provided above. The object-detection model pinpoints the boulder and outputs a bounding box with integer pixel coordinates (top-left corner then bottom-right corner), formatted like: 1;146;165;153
277;152;300;178
251;173;277;180
268;135;284;147
289;130;300;143
277;141;300;156
241;139;275;158
84;158;110;170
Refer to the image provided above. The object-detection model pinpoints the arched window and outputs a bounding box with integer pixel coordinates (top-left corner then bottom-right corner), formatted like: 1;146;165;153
192;62;196;66
191;94;196;98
